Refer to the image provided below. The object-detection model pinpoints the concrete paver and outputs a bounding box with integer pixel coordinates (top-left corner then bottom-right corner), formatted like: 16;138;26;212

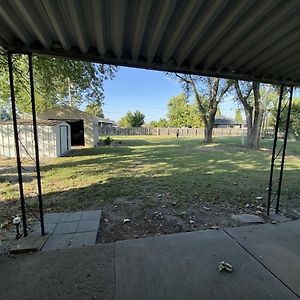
44;212;64;224
10;235;48;254
231;213;264;224
42;234;73;251
61;212;83;222
34;210;102;251
76;220;100;233
81;210;102;221
69;232;98;248
54;221;79;234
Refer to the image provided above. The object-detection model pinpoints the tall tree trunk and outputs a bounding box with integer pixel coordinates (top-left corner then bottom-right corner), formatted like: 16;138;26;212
204;112;215;143
205;124;214;143
235;81;263;149
245;83;263;148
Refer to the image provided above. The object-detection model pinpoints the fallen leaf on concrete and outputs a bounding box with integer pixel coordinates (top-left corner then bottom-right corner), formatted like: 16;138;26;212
271;220;277;224
210;226;220;230
219;261;233;272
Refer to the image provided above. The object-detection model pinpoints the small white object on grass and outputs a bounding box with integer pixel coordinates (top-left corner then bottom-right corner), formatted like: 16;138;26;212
123;219;130;224
13;216;21;225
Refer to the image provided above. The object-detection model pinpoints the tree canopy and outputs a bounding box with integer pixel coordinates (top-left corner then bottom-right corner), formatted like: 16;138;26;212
118;110;145;127
0;54;117;115
167;94;203;128
270;97;300;141
85;100;104;118
235;108;243;123
149;118;169;128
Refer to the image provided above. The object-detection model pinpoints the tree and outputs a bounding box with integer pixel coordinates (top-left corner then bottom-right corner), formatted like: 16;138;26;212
85;100;104;118
118;110;145;127
288;99;300;140
270;97;300;141
234;81;275;148
235;108;243;123
0;54;117;114
170;74;233;143
168;94;193;128
216;106;222;116
150;118;169;127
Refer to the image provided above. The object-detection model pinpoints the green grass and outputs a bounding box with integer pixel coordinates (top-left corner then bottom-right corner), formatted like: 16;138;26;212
1;136;300;219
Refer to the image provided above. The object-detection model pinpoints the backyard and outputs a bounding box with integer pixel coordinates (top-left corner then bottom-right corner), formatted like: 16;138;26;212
1;136;300;244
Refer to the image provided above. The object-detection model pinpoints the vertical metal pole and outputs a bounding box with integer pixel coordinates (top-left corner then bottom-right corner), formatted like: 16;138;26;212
28;53;45;235
7;52;27;236
267;85;284;215
275;86;293;213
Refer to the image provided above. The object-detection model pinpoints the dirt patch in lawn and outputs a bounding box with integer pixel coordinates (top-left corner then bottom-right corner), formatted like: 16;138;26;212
97;195;287;243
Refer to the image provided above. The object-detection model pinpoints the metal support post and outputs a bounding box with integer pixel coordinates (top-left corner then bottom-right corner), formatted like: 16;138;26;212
7;52;27;236
28;53;45;235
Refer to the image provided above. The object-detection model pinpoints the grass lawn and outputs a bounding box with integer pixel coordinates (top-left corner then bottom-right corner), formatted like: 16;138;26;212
1;136;300;241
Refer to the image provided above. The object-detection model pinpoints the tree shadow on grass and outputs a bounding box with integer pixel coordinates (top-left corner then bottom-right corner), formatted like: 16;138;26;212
1;163;299;220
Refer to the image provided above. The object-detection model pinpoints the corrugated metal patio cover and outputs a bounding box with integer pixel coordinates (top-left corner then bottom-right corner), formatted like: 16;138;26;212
0;0;300;85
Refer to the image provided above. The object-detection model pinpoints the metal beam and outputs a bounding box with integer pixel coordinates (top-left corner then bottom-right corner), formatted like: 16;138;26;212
7;51;27;236
4;46;300;87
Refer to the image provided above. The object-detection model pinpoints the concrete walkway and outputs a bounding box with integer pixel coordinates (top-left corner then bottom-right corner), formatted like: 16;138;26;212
1;220;300;300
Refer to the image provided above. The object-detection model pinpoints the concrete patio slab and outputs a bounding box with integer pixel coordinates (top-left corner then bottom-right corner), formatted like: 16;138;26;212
115;230;297;300
231;214;264;224
3;221;300;299
0;243;115;300
225;220;300;297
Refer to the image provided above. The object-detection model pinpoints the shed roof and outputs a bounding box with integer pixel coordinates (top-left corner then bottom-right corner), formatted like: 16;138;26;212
1;1;300;86
0;119;68;126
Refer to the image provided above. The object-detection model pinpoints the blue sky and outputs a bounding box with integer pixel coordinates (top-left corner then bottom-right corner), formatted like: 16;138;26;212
103;67;239;123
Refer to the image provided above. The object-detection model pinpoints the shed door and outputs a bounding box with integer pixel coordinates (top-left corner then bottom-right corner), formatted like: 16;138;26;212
59;125;69;155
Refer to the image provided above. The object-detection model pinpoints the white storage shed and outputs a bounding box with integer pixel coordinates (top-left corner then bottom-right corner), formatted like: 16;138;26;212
0;120;71;158
38;106;100;147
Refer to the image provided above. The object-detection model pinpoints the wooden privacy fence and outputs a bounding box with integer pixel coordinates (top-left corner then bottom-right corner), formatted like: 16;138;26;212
99;127;246;137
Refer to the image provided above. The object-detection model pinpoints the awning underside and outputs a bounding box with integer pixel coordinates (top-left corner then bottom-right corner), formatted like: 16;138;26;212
1;0;300;86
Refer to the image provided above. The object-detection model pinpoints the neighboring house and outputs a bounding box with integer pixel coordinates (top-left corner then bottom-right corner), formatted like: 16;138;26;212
98;118;117;129
38;106;101;147
0;120;71;158
214;116;243;128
